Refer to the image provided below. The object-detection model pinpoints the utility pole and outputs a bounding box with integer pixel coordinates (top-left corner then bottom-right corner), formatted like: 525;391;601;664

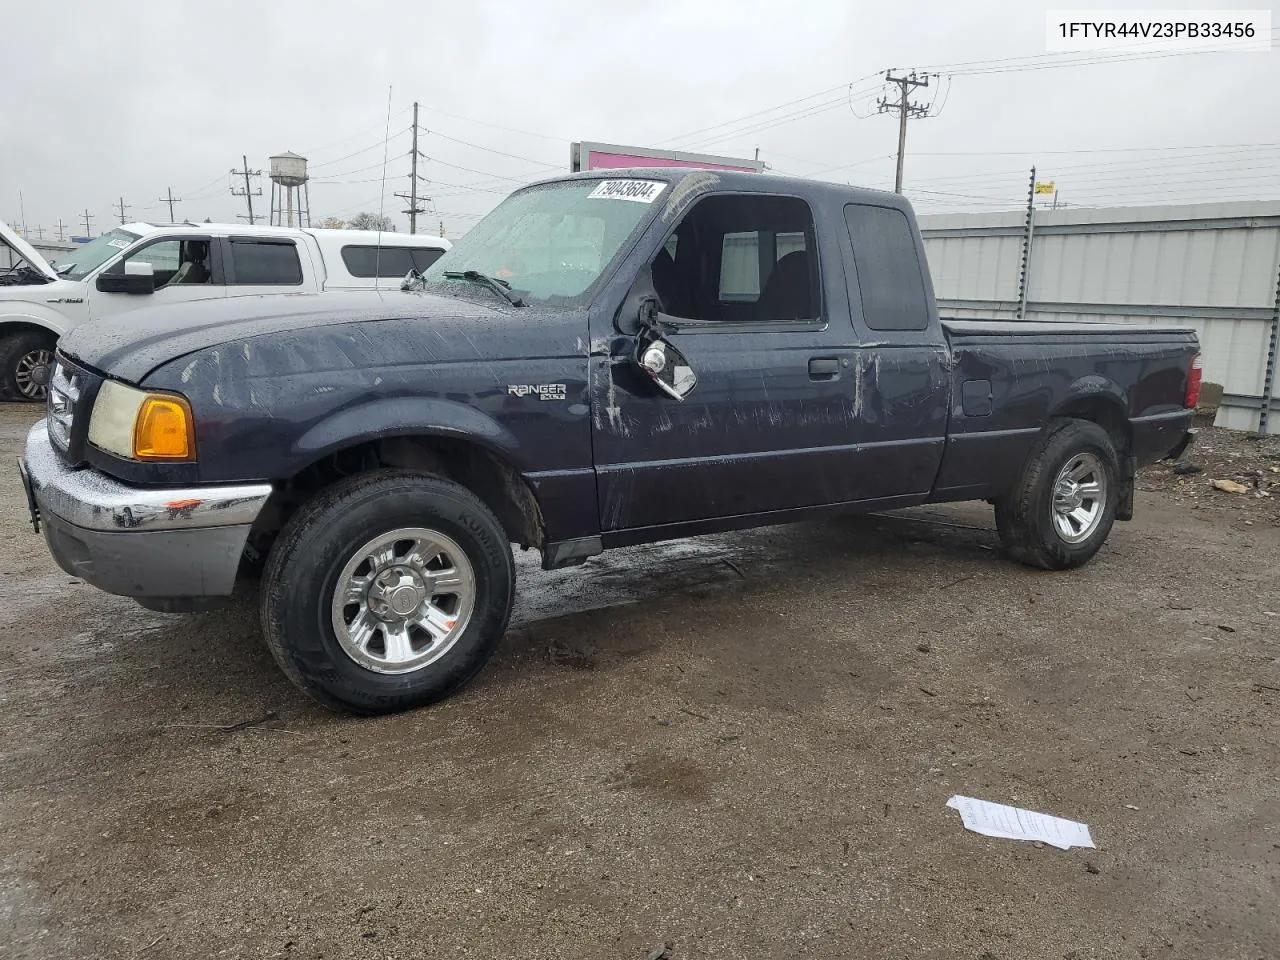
31;225;44;241
231;155;262;225
395;102;427;235
56;219;66;242
18;191;27;236
877;71;932;193
116;196;131;224
158;186;182;222
439;220;445;238
81;209;94;238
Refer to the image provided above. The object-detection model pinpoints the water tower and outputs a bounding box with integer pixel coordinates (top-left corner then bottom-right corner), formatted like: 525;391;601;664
269;151;311;228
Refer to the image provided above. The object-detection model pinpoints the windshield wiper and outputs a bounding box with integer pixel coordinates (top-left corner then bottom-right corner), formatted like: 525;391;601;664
443;270;525;307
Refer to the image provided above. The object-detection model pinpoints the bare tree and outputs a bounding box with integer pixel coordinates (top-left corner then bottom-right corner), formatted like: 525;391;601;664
316;216;347;229
346;212;396;232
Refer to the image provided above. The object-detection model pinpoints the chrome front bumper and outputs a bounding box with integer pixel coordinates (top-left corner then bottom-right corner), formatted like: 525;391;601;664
20;420;273;598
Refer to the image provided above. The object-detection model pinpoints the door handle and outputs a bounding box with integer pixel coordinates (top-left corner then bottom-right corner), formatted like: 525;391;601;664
808;357;840;379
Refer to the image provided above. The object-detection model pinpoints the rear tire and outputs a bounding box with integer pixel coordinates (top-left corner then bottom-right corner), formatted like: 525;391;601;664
0;329;56;402
260;470;515;714
995;418;1119;570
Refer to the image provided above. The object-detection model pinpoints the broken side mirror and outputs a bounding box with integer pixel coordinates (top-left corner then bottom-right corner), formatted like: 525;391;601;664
634;328;697;401
401;268;425;292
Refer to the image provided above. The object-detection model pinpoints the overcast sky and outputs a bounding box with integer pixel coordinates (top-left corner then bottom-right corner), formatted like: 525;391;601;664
3;0;1278;239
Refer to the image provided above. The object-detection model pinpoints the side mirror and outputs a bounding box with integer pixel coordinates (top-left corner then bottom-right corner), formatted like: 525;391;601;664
634;330;697;401
96;260;155;295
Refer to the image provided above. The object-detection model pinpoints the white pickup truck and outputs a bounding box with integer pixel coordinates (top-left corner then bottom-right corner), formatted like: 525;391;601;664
0;221;450;400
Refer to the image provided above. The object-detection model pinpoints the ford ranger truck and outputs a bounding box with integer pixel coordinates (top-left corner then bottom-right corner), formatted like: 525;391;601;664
19;169;1199;714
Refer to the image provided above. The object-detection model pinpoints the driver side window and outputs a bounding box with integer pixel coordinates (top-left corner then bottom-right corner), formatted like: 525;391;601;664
122;239;213;288
649;194;819;323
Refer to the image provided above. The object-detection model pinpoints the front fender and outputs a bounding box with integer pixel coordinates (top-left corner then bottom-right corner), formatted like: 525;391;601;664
0;301;76;338
291;395;526;470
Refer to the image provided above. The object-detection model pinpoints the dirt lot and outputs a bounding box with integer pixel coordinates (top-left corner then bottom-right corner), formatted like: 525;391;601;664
2;403;1278;960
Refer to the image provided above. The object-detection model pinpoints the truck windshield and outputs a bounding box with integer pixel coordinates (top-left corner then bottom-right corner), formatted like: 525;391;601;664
57;228;142;281
418;178;668;305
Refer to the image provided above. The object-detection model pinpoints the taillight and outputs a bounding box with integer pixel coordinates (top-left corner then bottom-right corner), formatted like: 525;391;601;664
1185;352;1203;409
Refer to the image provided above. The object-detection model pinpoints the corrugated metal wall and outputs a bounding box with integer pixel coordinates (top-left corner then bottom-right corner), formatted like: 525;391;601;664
1;239;77;271
919;201;1280;434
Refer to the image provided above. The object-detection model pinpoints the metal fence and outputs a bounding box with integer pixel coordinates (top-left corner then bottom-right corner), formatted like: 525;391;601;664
918;200;1280;435
1;239;77;273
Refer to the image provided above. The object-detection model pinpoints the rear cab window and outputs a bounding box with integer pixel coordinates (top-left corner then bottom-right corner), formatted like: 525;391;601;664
340;245;444;279
844;204;929;332
229;238;303;285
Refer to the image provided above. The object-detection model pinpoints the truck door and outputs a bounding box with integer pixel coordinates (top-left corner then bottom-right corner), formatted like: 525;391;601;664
839;202;950;500
590;192;868;533
87;235;227;320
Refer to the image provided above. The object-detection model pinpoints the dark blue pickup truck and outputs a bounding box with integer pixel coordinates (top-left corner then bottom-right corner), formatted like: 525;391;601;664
20;169;1199;713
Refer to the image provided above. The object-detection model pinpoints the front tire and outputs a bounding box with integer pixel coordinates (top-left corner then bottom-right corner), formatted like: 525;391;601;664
260;470;515;714
0;329;56;402
995;419;1119;570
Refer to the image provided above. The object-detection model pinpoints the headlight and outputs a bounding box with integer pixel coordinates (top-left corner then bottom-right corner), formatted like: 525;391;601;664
88;380;196;462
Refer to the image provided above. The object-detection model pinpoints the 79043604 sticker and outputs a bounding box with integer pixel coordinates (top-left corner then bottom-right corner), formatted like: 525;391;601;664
586;180;667;203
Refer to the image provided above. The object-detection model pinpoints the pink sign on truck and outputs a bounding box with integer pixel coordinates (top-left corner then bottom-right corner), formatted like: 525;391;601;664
570;141;764;174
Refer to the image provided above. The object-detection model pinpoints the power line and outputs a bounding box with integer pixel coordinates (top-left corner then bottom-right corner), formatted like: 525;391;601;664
900;146;1280;189
915;141;1280;157
422;155;533;185
683;96;853;150
424;128;560;168
308;128;411;170
311;159;403;181
179;170;229;198
763;150;896;178
921;32;1280;76
680;81;888;152
658;74;883;147
417;104;570;143
299;105;414;157
948;46;1269;76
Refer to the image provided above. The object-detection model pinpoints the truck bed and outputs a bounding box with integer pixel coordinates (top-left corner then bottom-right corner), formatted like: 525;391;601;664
930;318;1198;503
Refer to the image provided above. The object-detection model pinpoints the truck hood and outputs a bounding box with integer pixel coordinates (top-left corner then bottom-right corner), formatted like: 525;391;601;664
59;290;504;383
0;221;59;282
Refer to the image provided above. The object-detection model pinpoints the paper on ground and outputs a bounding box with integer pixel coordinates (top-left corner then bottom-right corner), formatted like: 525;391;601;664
946;795;1095;850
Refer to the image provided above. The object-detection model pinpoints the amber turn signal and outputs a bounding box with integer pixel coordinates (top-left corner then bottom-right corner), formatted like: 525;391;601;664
133;394;196;461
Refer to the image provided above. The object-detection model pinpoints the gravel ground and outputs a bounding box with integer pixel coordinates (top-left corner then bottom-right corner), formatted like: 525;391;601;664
1137;419;1280;528
2;404;1278;960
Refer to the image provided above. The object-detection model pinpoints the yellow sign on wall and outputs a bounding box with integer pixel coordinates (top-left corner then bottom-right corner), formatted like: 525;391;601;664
1034;181;1056;195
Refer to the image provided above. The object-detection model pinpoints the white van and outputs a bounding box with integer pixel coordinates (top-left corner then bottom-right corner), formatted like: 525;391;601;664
0;221;450;400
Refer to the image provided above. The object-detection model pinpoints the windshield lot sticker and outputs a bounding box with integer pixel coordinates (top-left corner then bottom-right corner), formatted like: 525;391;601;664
587;180;666;203
106;238;132;249
508;383;567;401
